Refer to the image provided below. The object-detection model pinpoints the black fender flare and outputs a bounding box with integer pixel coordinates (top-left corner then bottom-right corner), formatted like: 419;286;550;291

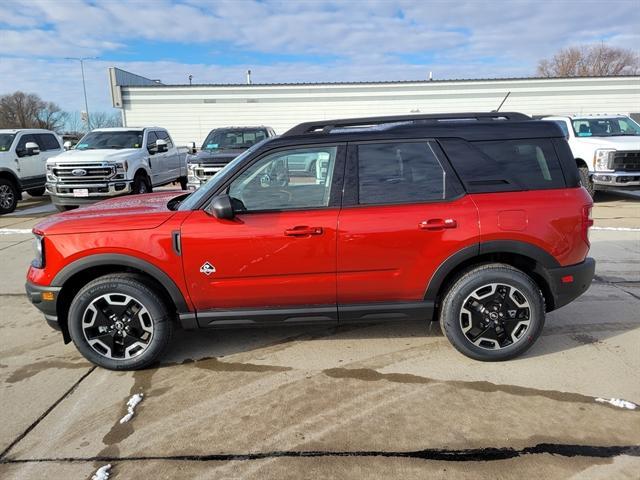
52;253;190;313
424;240;560;301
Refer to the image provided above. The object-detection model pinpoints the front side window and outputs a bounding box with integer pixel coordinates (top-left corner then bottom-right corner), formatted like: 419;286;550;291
156;131;174;148
34;134;60;151
75;131;143;150
357;141;445;205
228;146;338;212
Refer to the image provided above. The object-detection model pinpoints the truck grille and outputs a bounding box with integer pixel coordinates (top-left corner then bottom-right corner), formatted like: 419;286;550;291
52;163;116;182
612;151;640;172
194;164;226;180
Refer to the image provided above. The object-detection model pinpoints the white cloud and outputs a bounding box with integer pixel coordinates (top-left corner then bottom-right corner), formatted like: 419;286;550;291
1;0;638;112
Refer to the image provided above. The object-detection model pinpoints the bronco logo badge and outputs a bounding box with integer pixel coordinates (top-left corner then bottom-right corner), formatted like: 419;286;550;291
200;262;216;276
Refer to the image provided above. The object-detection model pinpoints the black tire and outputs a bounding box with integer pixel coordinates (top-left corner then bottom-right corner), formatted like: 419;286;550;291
439;263;545;361
0;178;19;214
178;176;188;190
68;273;173;370
26;187;46;197
55;205;77;212
578;165;596;199
132;172;152;194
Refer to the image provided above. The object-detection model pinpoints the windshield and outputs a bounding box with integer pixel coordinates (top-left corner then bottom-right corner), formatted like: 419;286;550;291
75;131;144;150
201;129;267;150
179;139;270;211
0;134;15;152
572;117;640;137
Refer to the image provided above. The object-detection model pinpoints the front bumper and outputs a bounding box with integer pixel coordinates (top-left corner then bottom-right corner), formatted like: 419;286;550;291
546;257;596;310
46;181;132;206
592;172;640;187
25;281;62;331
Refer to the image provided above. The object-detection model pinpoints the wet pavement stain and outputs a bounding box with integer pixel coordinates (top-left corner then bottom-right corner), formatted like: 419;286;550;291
5;360;89;383
183;357;292;373
323;368;640;412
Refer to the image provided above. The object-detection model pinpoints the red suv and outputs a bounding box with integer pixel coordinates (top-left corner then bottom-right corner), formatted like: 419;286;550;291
26;113;595;369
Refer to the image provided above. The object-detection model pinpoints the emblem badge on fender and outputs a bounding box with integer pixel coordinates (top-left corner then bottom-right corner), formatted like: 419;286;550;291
200;262;216;276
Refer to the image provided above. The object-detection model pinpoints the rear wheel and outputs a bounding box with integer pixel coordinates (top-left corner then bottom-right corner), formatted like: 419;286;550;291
68;274;173;370
578;165;596;198
132;172;151;194
26;187;46;197
439;264;545;361
0;179;18;214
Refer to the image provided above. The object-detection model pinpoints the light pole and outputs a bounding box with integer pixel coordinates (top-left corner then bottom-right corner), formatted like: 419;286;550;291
65;56;98;130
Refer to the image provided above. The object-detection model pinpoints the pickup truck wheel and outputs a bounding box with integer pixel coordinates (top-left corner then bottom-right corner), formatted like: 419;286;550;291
0;179;18;214
132;173;151;194
578;166;596;198
26;187;46;197
439;264;545;361
178;176;188;190
68;274;173;370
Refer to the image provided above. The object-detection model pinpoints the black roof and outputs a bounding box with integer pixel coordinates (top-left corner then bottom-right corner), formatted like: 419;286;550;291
270;112;564;145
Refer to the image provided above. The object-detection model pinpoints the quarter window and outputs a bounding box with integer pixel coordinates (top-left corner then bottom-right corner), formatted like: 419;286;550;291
357;141;446;205
228;146;338;212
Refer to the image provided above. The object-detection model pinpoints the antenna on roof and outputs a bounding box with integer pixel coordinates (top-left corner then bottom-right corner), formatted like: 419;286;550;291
493;91;511;112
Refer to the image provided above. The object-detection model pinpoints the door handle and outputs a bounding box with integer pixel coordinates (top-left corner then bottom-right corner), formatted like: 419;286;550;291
284;226;324;236
419;218;457;231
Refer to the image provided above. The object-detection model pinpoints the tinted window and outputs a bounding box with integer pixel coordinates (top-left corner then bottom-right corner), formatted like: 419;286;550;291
202;129;267;150
474;139;565;189
156;130;173;148
76;131;143;150
228;146;337;211
17;134;37;149
357;142;445;205
551;121;569;137
34;133;60;151
146;131;158;150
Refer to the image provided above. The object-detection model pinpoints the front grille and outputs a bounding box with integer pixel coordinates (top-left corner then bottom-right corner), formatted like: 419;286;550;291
194;164;226;180
52;163;116;182
612;151;640;172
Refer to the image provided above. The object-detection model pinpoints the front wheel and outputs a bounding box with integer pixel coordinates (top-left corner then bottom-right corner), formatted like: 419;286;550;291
178;176;188;190
132;173;152;194
0;179;18;214
578;166;596;199
439;264;545;361
68;274;173;370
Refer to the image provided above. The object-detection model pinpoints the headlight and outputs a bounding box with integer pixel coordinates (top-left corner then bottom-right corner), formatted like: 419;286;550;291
32;234;44;269
116;161;128;172
593;149;615;172
188;164;200;183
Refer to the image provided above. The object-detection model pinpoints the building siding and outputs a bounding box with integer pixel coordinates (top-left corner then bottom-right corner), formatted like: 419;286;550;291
115;74;640;146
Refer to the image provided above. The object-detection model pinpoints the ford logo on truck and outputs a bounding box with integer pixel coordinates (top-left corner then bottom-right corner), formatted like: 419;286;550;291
71;169;87;176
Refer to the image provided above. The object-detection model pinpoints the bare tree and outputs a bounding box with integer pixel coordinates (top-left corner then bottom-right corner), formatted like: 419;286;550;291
89;111;122;129
537;44;639;77
0;91;67;131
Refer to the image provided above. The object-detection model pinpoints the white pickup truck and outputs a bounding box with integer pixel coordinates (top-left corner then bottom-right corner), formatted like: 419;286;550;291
542;115;640;197
46;127;189;210
0;129;64;214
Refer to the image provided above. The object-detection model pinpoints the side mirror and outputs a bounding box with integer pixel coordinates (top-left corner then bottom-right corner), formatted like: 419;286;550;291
63;141;73;150
190;141;197;154
25;142;40;156
205;194;234;219
156;138;168;153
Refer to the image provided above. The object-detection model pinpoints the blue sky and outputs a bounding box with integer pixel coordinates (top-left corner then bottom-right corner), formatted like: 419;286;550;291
1;0;638;113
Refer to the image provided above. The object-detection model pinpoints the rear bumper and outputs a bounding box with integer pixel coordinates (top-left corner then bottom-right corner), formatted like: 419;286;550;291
546;257;596;310
25;281;61;331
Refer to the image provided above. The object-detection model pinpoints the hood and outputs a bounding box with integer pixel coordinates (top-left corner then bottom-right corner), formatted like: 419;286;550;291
575;136;640;150
48;148;140;164
35;191;182;235
188;148;244;165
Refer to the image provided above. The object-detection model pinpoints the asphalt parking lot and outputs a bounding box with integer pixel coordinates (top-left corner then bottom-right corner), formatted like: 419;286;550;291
0;191;639;479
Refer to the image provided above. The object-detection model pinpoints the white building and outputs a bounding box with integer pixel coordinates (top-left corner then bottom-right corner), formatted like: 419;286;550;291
109;68;640;146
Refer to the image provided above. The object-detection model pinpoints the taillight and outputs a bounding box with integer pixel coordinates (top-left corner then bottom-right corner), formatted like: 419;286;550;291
582;205;594;246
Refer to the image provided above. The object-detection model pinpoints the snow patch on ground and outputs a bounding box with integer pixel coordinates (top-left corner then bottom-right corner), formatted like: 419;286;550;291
92;464;112;480
119;393;144;423
595;397;637;410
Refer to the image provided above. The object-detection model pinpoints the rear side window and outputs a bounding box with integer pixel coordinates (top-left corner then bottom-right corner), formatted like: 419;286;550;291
440;138;565;192
34;133;61;151
357;141;446;205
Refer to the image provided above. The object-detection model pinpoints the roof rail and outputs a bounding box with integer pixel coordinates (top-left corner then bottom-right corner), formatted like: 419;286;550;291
283;112;531;136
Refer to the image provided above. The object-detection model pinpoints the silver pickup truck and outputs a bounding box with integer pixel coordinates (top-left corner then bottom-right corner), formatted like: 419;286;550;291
46;127;189;210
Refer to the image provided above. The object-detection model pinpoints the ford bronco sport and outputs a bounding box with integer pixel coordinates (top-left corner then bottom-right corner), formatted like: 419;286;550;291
26;113;595;370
